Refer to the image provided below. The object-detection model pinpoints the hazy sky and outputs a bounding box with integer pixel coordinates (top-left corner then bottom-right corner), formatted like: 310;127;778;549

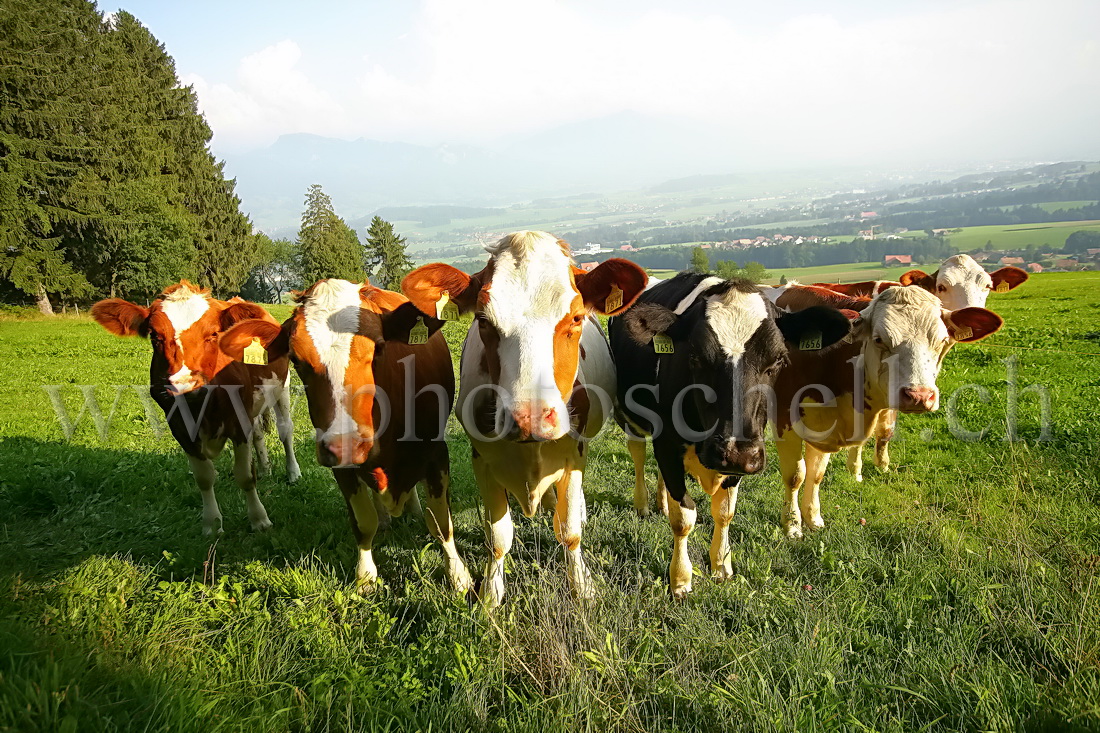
108;0;1100;166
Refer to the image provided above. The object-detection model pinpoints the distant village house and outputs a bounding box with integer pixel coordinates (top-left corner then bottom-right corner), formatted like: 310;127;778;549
882;254;912;267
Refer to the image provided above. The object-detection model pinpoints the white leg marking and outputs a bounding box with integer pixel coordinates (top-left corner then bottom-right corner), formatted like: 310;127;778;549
627;438;651;517
188;454;222;536
554;468;593;599
233;441;272;531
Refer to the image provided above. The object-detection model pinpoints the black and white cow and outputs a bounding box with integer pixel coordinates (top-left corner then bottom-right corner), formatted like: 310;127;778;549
609;273;851;597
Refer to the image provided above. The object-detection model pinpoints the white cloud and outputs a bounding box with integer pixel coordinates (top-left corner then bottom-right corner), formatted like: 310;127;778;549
187;0;1100;163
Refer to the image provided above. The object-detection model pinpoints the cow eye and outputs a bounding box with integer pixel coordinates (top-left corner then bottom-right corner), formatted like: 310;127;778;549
937;285;947;293
572;314;584;325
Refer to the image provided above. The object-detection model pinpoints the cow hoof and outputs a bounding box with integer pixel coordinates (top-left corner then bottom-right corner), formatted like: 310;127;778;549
202;520;224;537
804;517;825;531
785;526;804;540
712;566;735;582
251;517;274;532
671;584;693;599
355;579;378;596
449;566;475;595
634;505;651;518
286;466;302;484
853;473;863;483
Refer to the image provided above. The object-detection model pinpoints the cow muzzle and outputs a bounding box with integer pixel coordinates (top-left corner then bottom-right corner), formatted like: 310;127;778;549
509;403;565;442
702;439;766;476
168;371;206;395
318;432;373;467
897;386;937;413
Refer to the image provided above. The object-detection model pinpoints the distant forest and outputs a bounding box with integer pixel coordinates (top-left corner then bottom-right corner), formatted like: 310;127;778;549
1;1;260;312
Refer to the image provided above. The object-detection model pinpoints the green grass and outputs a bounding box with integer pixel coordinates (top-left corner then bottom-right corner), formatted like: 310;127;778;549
3;273;1100;731
900;220;1100;252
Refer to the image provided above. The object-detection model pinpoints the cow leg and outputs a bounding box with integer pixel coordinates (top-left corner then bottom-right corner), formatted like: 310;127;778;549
554;467;593;599
627;438;650;517
776;430;806;539
655;441;695;598
187;455;222;536
251;415;272;479
801;445;831;531
335;469;380;593
707;477;741;581
540;486;558;513
405;484;424;519
274;382;301;483
232;440;272;531
422;463;473;593
656;472;669;516
475;458;512;609
846;445;864;483
874;409;896;471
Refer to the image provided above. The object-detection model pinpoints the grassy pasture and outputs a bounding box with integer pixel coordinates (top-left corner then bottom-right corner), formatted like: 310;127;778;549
2;273;1100;731
900;220;1100;252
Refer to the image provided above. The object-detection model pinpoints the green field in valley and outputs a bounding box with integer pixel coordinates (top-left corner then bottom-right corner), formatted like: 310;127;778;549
2;272;1100;731
902;220;1100;252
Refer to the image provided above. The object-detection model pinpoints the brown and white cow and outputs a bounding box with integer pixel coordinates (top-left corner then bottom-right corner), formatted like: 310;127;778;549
773;285;1002;538
402;231;647;608
220;279;472;594
91;281;300;535
809;254;1027;479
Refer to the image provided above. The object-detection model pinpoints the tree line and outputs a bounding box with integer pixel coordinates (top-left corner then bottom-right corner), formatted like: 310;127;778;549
0;2;415;311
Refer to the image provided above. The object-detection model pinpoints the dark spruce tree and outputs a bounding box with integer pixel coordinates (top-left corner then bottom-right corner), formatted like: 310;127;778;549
298;185;365;284
364;216;414;291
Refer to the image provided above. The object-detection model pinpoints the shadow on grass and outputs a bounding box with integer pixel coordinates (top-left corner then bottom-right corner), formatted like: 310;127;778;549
0;436;485;590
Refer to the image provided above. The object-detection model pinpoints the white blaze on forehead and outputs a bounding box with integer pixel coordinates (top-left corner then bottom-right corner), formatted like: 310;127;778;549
867;286;951;402
704;288;769;363
936;254;993;310
674;276;724;315
482;232;577;404
160;290;212;387
300;279;363;435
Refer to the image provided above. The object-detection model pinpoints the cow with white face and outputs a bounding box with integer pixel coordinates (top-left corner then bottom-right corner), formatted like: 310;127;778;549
773;285;1003;539
220;279;472;594
809;254;1028;480
92;281;300;536
402;231;648;608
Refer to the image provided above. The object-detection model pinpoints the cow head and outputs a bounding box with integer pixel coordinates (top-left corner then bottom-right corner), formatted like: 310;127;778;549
854;284;1002;413
899;254;1028;311
220;279;437;468
91;281;268;395
623;277;851;475
403;231;647;442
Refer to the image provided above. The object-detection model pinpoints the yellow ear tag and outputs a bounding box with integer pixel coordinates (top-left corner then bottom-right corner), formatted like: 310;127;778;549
605;284;623;312
653;333;675;354
408;317;429;345
995;281;1010;293
954;326;973;341
436;291;460;321
243;337;267;365
799;331;823;351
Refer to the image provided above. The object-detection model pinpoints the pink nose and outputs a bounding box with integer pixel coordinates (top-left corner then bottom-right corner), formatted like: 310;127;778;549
513;404;561;440
898;387;937;413
323;435;367;466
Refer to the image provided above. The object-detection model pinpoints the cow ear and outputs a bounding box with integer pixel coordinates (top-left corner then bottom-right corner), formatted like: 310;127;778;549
575;258;648;315
402;262;490;317
91;299;150;337
219;319;290;361
622;303;678;345
379;301;447;344
990;267;1028;293
899;269;936;291
219;301;270;331
944;307;1003;343
776;305;851;350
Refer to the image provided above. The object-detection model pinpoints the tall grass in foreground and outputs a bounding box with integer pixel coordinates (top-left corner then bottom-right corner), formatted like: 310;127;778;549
1;272;1099;731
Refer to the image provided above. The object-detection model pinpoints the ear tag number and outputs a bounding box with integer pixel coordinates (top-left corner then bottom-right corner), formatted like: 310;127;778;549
653;333;675;354
953;326;973;341
408;317;429;345
243;338;267;365
995;281;1010;293
605;284;623;312
799;331;823;351
437;291;459;321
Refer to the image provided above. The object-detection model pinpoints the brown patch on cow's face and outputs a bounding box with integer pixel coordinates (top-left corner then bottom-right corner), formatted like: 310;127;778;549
552;294;587;401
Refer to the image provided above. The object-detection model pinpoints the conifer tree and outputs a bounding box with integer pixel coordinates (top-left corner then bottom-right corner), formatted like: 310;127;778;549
298;185;365;284
364;216;414;291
